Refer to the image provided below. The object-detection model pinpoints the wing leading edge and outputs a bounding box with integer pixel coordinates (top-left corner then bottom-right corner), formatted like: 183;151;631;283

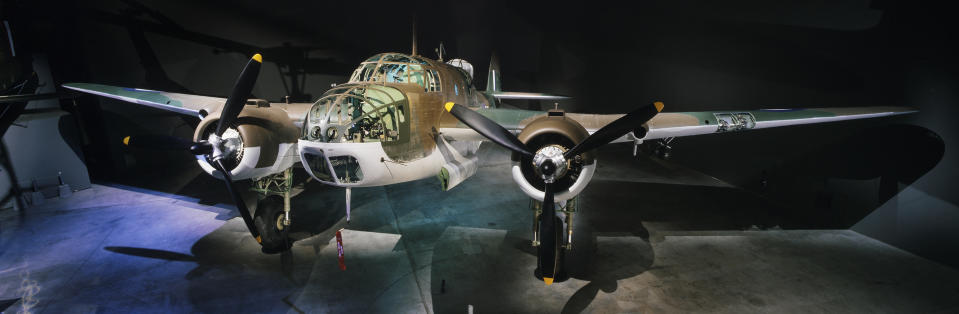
62;83;226;117
639;106;916;140
62;83;315;126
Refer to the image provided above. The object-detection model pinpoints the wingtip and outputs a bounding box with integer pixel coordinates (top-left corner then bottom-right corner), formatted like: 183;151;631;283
654;101;665;112
252;53;263;63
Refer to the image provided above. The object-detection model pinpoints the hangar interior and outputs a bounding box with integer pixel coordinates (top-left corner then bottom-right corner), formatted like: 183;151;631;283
2;0;958;313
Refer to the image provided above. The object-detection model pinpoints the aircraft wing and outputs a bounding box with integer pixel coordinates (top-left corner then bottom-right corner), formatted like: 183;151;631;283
574;106;916;142
62;83;314;125
63;83;226;116
439;106;916;143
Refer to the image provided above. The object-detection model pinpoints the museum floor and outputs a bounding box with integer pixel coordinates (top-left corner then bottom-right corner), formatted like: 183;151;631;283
2;146;958;313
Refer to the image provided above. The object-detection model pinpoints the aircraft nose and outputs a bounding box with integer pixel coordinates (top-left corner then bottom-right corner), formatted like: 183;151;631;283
305;84;409;144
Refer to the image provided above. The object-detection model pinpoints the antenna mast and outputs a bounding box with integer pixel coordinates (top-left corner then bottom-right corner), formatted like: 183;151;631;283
436;42;445;62
411;18;417;56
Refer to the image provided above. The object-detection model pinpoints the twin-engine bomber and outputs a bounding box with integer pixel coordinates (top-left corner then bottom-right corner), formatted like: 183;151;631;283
64;49;914;285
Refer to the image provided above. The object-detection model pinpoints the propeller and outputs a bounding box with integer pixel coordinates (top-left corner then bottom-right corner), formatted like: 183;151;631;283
120;53;264;243
444;101;664;285
122;134;212;155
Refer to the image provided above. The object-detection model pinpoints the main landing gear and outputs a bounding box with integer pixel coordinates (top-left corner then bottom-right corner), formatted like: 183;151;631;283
532;197;577;283
251;168;294;254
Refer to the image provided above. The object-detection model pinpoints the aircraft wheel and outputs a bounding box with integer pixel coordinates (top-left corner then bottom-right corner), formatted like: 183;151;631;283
254;195;292;254
535;216;569;282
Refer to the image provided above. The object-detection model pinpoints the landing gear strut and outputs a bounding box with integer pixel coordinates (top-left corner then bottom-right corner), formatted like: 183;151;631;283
251;168;294;254
532;197;577;283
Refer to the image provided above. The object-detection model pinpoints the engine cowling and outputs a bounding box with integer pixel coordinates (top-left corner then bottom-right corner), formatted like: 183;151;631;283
510;112;597;202
193;103;301;180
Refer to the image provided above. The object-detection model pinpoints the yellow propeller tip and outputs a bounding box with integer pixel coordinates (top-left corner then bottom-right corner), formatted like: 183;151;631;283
122;136;130;146
654;101;664;112
444;102;455;112
252;53;263;63
544;277;554;285
256;236;262;243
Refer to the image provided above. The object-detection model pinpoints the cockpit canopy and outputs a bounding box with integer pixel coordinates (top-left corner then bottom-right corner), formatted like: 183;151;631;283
446;59;474;79
349;53;441;92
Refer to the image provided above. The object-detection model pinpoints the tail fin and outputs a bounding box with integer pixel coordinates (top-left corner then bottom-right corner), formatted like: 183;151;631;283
484;52;569;102
486;52;501;93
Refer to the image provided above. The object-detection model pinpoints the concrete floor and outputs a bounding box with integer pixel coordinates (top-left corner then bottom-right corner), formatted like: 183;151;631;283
2;145;959;313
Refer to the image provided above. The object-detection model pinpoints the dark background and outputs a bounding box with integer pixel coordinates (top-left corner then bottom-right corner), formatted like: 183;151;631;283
4;0;958;267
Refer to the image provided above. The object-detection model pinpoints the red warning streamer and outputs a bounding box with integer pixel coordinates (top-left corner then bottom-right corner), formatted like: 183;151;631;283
336;229;346;270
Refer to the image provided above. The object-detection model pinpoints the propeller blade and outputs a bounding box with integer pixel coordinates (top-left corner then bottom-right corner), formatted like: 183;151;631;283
121;134;213;156
214;159;261;243
215;53;263;137
189;142;213;156
444;102;533;157
539;181;557;285
122;134;193;150
564;101;664;159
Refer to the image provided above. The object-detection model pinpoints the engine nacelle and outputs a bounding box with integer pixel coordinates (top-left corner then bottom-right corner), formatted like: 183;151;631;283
194;103;301;180
510;111;597;202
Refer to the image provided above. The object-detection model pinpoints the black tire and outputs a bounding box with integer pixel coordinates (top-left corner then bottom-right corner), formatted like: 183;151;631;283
253;195;292;254
535;216;569;282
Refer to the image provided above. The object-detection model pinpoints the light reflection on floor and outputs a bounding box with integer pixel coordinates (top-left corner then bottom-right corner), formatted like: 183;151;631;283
2;145;959;313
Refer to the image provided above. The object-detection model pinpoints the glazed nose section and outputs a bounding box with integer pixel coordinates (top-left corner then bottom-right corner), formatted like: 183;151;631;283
304;102;332;142
302;84;409;144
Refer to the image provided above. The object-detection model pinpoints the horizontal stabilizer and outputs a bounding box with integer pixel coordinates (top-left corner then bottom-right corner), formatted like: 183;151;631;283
491;92;570;100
